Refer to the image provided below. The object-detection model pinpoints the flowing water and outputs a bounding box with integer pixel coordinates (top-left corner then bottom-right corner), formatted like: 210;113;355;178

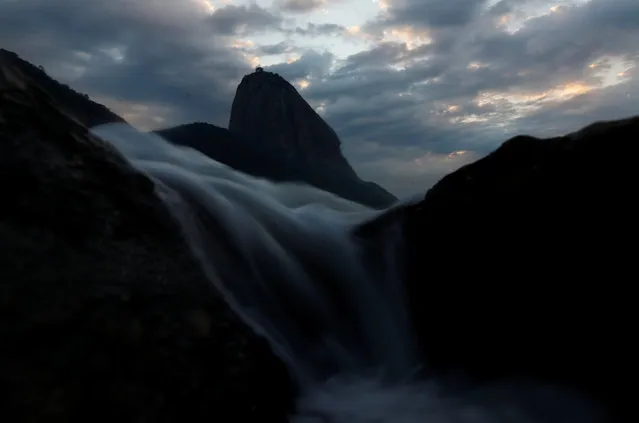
92;123;605;423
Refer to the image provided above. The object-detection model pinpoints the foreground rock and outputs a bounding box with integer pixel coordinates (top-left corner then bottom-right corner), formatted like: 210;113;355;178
361;118;637;421
0;53;293;422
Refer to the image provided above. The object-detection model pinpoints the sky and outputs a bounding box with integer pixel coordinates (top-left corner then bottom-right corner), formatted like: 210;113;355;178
1;0;638;197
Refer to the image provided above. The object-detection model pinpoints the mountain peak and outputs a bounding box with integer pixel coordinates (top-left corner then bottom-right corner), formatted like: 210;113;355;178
229;68;347;166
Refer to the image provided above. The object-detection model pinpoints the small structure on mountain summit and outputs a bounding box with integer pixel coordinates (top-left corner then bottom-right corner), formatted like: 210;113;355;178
255;66;264;73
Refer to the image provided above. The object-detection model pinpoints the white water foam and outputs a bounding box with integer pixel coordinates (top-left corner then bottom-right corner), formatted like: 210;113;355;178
92;123;604;423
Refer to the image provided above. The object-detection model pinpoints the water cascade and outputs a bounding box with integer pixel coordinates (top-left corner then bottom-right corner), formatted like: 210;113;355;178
92;123;604;423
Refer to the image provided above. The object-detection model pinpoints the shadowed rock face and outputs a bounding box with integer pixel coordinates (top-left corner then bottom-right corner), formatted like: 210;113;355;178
229;70;349;165
0;51;294;422
225;69;397;208
358;116;638;422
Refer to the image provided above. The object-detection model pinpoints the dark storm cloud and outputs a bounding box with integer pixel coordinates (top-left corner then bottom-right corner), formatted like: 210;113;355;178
306;0;639;157
373;0;488;30
292;23;348;37
264;50;335;80
510;66;639;137
473;2;639;82
278;0;326;14
258;41;294;56
486;0;540;16
0;0;255;127
337;42;410;72
208;4;282;35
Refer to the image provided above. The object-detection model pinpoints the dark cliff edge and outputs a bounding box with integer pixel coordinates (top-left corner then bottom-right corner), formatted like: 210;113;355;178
357;116;638;422
0;49;124;127
0;51;293;422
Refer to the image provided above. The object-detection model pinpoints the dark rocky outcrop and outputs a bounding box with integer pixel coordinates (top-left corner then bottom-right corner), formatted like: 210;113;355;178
359;117;638;422
229;70;348;164
0;51;294;422
224;69;397;208
0;49;124;127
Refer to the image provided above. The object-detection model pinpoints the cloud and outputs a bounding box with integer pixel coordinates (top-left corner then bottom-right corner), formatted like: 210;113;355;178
258;41;295;56
325;1;639;140
265;50;335;80
1;0;638;197
373;0;488;29
292;23;349;37
208;4;283;35
278;0;328;14
0;0;256;127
